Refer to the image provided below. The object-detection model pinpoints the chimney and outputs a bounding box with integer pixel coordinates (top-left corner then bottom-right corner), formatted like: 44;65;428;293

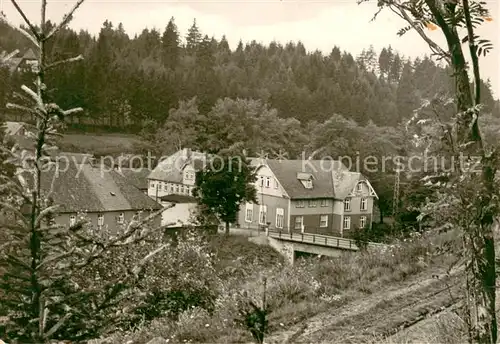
183;148;192;159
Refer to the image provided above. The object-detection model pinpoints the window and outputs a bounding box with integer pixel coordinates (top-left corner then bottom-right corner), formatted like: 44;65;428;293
320;199;328;207
175;185;179;193
320;215;328;228
265;177;271;188
304;180;313;188
296;200;305;208
259;176;264;187
164;184;168;191
276;208;284;228
361;198;367;211
149;181;155;188
181;186;184;194
344;198;351;211
259;205;268;225
360;216;367;228
343;216;351;229
294;216;303;230
356;182;363;192
308;200;317;207
274;178;278;189
169;184;174;193
97;214;104;227
245;203;253;222
117;212;124;224
69;215;76;227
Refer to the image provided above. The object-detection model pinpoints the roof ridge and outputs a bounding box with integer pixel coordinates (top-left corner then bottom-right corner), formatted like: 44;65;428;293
80;164;132;211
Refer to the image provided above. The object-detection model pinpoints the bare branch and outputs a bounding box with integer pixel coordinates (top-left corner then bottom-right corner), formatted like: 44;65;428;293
45;0;86;41
130;244;168;276
394;3;451;63
43;312;72;338
0;49;19;63
9;0;40;39
20;85;43;108
45;55;84;70
6;103;39;116
63;107;84;116
34;205;60;228
0;13;39;48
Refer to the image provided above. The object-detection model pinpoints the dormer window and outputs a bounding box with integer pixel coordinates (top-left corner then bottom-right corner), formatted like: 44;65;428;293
356;182;362;192
297;172;314;189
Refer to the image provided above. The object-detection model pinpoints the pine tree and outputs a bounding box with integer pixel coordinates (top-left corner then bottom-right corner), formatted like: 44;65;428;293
218;35;230;53
186;18;202;54
378;47;391;78
0;2;170;342
388;53;402;82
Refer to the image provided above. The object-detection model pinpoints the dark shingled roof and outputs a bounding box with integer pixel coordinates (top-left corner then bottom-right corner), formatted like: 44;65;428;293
22;159;162;213
120;167;150;190
266;159;348;199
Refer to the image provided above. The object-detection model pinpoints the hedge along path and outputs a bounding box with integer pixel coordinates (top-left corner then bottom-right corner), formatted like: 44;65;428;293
265;265;465;344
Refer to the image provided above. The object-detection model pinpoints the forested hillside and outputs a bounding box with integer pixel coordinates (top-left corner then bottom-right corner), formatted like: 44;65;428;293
1;17;498;131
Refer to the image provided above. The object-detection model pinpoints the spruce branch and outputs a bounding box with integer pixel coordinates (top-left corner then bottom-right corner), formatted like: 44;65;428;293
45;0;86;41
45;55;84;70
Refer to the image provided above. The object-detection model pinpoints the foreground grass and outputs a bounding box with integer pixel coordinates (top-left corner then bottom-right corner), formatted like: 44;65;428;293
99;230;460;344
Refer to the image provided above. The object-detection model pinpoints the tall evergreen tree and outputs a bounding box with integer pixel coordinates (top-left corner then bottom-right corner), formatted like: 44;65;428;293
388;53;402;82
186;18;202;54
161;17;180;68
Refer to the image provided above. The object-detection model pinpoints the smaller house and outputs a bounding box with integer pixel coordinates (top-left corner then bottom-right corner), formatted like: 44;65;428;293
5;49;38;73
20;152;163;234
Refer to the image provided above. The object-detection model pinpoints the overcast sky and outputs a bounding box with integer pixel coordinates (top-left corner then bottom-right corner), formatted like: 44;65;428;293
1;0;499;98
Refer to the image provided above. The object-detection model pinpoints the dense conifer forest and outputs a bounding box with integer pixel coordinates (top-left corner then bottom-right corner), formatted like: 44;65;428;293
1;18;498;131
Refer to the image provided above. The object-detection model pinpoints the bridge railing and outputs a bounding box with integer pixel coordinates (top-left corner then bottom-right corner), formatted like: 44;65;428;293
266;229;359;250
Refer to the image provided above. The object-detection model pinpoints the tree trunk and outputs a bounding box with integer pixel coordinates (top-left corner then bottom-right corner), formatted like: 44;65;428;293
443;17;497;344
379;209;384;224
225;221;230;235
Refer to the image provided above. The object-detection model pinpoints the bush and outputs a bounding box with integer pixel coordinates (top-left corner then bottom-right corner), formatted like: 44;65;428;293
100;230;456;343
132;230;221;325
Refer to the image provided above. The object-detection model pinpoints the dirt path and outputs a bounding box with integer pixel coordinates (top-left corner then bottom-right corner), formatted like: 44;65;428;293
265;267;464;344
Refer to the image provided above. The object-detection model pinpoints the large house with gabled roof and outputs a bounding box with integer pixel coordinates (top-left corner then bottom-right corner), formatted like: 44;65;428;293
237;158;378;237
147;148;207;201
